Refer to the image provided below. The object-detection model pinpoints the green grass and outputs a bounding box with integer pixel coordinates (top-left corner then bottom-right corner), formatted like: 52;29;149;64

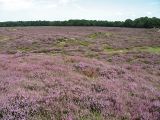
85;51;99;58
17;47;32;52
103;44;128;54
16;42;46;52
57;38;90;47
80;112;103;120
79;40;90;46
88;32;113;39
138;46;160;54
103;45;160;54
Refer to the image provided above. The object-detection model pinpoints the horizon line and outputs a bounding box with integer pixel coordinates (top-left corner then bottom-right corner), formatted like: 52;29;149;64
0;16;159;22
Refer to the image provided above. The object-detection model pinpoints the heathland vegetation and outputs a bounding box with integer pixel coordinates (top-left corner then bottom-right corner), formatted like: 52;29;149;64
0;27;160;120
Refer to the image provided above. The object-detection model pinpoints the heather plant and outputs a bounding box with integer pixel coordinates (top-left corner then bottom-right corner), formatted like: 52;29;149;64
0;54;160;119
0;27;160;120
0;94;38;120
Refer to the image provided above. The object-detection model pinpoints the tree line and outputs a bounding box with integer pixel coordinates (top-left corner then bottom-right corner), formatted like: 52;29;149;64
0;17;160;28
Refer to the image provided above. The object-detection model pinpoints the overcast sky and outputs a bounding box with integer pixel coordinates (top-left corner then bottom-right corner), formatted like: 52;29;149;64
0;0;160;21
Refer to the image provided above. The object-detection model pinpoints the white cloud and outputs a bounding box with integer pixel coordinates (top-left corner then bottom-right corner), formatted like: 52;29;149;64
59;0;77;4
115;12;123;16
0;0;159;21
0;0;78;11
147;11;152;15
0;0;33;10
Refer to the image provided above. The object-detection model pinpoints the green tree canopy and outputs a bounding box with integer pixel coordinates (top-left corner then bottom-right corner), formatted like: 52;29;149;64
0;17;160;28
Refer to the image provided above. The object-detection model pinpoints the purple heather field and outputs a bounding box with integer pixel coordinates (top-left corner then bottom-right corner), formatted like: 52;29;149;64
0;27;160;120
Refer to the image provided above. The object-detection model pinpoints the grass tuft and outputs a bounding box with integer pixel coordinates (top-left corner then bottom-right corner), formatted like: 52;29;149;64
88;32;113;39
